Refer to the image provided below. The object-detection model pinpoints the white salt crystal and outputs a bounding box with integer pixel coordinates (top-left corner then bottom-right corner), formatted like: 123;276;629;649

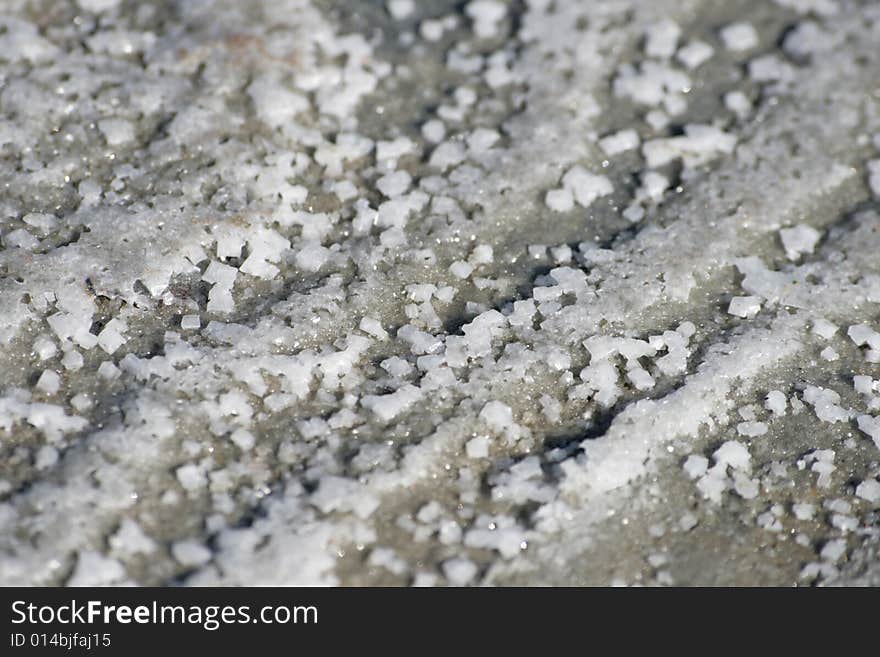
466;0;507;39
176;463;206;491
853;375;875;396
676;40;714;69
32;336;57;361
728;296;762;318
683;454;708;479
361;385;423;422
70;393;93;412
720;22;759;52
207;286;235;314
429;141;466;171
77;0;121;12
68;551;125;587
467;128;499;153
561;166;613;208
737;421;767;437
724;90;752;118
713;440;751;471
359;316;388;340
820;346;838;361
386;0;414;20
421;119;446;143
470;244;494;265
765;390;787;416
97;319;127;355
779;224;821;260
644;20;681;59
812;317;838;339
180;314;200;330
376;170;412;198
848;323;880;349
443;558;477;585
97;360;120;380
36;370;61;395
61;350;83;371
230;428;255;451
856;414;880;449
820;538;847;563
679;513;699;531
466;436;490;459
35;445;59;470
640;171;669;201
803;386;851;423
109;519;156;556
545;188;574;212
202;261;238;288
627;367;655;391
172;540;212;567
598;130;640;156
855;478;880;503
97;118;135;146
868;160;880;197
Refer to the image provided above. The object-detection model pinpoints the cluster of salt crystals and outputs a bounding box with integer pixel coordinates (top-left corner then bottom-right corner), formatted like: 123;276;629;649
686;440;759;504
542;14;769;221
545;166;613;212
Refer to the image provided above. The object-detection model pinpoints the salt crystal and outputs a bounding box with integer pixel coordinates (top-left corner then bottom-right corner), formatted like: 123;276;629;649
68;551;125;587
35;445;59;470
36;370;60;395
728;296;762;318
172;540;212;567
32;336;57;361
724;90;752;118
545;188;574;212
466;0;507;39
644;20;681;59
176;463;206;491
868;160;880;197
230;428;255;451
180;314;200;330
97;319;127;355
803;386;852;423
561;166;613;208
421;119;446;144
855;478;880;503
779;224;821;261
856;414;880;449
97;361;120;380
765;390;788;416
720;22;759;52
376;170;412;198
848;323;880;350
713;440;751;471
361;385;423;422
443;558;477;585
359;317;388;340
820;346;838;361
683;454;708;479
598;130;640;156
97;118;135;146
820;538;847;563
466;436;490;459
812;317;838;339
386;0;414;20
676;40;714;69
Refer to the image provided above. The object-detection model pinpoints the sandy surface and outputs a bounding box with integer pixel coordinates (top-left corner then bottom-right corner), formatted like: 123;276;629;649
1;0;880;586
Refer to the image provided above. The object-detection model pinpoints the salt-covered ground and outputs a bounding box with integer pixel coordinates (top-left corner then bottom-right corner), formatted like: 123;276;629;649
1;0;880;586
